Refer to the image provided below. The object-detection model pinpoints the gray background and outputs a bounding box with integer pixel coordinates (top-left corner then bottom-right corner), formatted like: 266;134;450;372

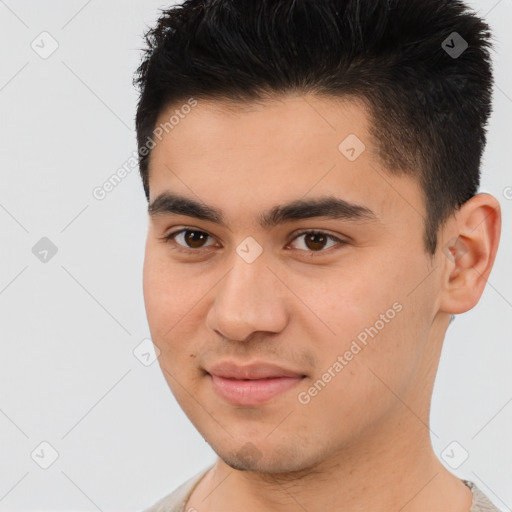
0;1;510;510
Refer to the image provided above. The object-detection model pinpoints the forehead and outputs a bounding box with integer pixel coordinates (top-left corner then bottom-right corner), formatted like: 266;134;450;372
147;94;424;228
150;93;370;173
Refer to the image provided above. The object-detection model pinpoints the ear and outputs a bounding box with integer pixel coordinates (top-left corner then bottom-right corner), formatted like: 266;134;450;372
438;193;501;315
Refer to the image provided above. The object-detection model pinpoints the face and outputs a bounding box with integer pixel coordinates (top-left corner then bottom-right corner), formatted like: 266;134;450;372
143;94;447;474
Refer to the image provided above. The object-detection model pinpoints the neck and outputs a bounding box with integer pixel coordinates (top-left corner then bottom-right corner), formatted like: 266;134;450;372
187;410;472;512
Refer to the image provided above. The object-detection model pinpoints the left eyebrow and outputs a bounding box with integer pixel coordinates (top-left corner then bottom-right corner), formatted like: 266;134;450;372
148;192;379;228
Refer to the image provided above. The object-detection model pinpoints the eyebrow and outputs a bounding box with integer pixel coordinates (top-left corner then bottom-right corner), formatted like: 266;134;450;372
148;192;378;228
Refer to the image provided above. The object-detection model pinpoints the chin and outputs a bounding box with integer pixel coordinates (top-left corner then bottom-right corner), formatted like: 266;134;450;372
214;440;318;476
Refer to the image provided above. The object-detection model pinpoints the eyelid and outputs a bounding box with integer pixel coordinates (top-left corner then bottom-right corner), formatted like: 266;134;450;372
163;226;219;253
287;229;346;253
162;226;347;255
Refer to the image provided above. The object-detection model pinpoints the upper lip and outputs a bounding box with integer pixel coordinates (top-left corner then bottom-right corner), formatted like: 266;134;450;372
207;361;306;380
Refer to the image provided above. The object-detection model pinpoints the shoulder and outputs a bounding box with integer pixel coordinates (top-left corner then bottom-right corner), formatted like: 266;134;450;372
142;465;214;512
465;481;502;512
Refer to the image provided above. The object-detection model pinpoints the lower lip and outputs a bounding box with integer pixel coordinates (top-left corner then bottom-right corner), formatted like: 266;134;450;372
209;374;305;406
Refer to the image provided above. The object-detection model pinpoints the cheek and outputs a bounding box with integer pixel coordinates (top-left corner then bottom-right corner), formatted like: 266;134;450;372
143;243;189;313
294;310;420;443
143;248;170;330
142;247;217;366
289;261;398;343
293;255;428;397
143;247;191;342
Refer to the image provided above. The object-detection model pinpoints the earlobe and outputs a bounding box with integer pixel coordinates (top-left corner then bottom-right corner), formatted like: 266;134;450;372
439;193;501;315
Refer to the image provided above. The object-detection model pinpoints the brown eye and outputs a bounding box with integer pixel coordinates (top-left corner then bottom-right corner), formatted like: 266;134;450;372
165;229;216;251
304;232;328;251
289;230;345;253
183;230;209;248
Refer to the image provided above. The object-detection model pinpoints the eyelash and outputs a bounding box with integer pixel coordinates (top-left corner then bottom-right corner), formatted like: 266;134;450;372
162;227;347;257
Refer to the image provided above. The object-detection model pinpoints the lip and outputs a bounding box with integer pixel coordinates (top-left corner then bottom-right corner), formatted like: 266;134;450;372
207;361;305;379
206;361;306;406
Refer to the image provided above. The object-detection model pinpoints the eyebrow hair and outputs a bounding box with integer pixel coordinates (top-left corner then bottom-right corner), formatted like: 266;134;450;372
148;192;378;228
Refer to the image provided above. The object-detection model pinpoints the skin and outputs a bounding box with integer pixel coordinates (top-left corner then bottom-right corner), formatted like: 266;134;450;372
142;93;501;512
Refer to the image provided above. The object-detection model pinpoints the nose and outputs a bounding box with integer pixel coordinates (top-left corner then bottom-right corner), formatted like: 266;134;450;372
206;251;289;342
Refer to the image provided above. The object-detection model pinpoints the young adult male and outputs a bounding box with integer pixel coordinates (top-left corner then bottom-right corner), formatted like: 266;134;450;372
134;0;503;510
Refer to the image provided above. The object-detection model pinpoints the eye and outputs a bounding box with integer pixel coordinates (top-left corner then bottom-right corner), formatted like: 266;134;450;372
287;230;346;254
163;228;217;253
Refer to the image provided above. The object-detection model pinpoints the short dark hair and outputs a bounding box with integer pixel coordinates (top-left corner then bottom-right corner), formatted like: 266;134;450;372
134;0;494;254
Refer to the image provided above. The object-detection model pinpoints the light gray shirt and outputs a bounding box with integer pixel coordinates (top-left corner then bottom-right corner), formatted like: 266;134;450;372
142;464;501;512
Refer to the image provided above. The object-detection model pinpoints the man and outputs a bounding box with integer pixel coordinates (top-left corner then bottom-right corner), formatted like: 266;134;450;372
134;0;502;510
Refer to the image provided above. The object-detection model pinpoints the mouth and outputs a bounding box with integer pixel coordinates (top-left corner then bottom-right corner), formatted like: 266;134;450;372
205;360;308;406
207;373;306;406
